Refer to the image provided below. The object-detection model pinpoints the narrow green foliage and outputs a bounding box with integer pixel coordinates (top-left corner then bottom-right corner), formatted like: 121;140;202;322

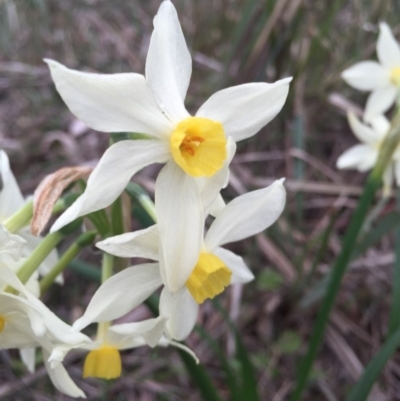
345;326;400;401
291;174;381;401
178;349;223;401
291;113;400;401
388;189;400;336
195;325;242;401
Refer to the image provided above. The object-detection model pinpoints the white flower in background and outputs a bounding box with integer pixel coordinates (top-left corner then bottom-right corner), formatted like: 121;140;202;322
0;150;60;294
342;23;400;121
73;180;286;341
336;112;400;194
0;265;90;398
45;0;291;291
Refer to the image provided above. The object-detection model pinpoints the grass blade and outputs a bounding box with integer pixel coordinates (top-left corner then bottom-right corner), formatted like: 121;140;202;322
388;189;400;335
290;174;382;400
345;326;400;401
177;349;223;401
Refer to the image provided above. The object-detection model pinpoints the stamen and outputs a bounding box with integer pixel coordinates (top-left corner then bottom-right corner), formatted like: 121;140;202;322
170;116;227;177
186;253;232;304
83;346;122;379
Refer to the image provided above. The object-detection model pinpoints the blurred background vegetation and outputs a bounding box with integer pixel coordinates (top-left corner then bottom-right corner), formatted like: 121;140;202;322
1;0;400;400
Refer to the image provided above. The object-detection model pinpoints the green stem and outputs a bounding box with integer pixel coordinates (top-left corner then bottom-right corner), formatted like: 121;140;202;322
39;231;96;294
125;183;157;222
3;200;33;233
97;252;114;342
17;231;64;285
111;196;128;272
388;187;400;336
290;112;400;401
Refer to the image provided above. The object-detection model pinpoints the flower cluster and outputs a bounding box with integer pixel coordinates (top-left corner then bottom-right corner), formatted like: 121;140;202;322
339;23;400;194
0;0;291;397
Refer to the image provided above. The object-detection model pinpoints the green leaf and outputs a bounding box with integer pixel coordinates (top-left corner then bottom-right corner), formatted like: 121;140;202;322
256;269;284;291
177;349;223;401
345;326;400;401
277;331;302;355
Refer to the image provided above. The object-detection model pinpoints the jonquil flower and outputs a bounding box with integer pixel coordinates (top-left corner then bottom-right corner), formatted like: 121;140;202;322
51;316;196;380
336;112;400;194
45;0;291;291
342;23;400;121
0;150;60;294
73;180;286;341
0;265;90;398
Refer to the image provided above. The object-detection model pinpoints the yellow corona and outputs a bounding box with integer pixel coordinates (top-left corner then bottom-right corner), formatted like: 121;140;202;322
83;346;122;379
186;253;232;304
170;117;227;177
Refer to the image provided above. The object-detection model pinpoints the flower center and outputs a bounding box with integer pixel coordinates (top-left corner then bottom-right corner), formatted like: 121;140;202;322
186;252;232;304
0;316;5;333
170;117;227;177
390;67;400;86
83;346;121;379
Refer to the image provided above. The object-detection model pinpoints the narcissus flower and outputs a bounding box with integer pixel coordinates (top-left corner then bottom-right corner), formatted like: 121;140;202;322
342;23;400;121
0;265;90;398
51;316;195;380
0;150;60;293
336;112;400;194
46;0;291;291
75;180;286;341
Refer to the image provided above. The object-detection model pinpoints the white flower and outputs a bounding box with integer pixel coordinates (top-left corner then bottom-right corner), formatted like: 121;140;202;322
50;316;195;380
342;23;400;121
73;180;286;341
45;0;291;291
0;264;90;397
0;150;61;292
336;112;400;193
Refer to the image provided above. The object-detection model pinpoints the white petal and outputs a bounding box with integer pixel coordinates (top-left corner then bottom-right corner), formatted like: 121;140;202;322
45;59;172;138
208;194;226;217
369;114;391;137
196;137;236;213
347;112;382;145
377;23;400;68
51;140;170;232
364;86;398;121
342;61;390;91
156;162;204;292
0;263;28;293
336;144;377;172
43;349;86;399
213;247;254;284
159;287;198;341
205;179;286;250
20;348;36;373
108;316;167;349
0;226;26;261
72;263;162;331
145;0;191;123
0;317;41;348
197;78;292;142
0;293;45;337
0;150;25;219
96;225;159;260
